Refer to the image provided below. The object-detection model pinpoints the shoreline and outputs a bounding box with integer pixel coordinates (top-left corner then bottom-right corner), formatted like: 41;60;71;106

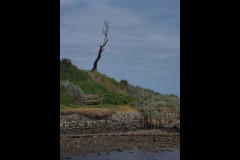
60;129;180;158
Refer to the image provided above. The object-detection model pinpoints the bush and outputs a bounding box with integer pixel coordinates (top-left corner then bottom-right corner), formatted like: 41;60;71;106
60;80;84;101
60;85;76;106
60;58;72;66
139;98;162;128
120;79;129;86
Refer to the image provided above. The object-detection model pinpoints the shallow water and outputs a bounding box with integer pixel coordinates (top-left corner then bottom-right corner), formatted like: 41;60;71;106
70;148;180;160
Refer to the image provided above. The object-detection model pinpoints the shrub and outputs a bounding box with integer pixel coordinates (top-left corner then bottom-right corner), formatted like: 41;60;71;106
120;79;129;86
60;58;72;66
60;80;84;101
139;98;163;128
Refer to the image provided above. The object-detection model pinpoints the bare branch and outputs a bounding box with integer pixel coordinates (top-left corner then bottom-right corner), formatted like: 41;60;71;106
102;39;108;47
102;20;109;46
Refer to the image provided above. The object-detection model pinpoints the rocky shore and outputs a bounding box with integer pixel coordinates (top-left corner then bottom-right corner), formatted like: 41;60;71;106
60;129;180;159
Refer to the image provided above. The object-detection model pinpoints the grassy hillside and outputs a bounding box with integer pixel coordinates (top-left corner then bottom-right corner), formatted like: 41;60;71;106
60;58;180;115
60;58;136;107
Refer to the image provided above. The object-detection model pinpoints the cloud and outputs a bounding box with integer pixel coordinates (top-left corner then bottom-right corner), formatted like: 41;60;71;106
60;0;78;8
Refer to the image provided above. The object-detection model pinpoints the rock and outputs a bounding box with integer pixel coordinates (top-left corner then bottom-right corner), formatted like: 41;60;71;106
117;149;122;152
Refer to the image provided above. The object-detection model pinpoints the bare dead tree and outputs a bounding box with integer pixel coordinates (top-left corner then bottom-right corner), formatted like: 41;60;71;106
91;20;109;71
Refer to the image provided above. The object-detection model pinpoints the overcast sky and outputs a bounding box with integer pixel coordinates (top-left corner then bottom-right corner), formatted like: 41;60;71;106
60;0;180;96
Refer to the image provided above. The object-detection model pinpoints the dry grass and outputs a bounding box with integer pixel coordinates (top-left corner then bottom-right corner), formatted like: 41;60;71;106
110;105;137;112
60;105;137;119
60;107;116;119
88;71;127;95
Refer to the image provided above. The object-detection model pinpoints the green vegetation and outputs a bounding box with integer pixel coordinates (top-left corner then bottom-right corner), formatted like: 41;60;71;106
126;84;180;111
60;58;180;126
60;80;84;101
124;83;180;127
60;58;136;107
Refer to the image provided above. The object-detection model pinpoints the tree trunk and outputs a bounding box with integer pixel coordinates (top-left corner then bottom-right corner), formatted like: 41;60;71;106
91;45;104;71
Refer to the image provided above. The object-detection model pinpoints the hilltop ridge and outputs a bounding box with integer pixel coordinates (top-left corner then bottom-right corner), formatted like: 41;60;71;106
60;58;180;113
